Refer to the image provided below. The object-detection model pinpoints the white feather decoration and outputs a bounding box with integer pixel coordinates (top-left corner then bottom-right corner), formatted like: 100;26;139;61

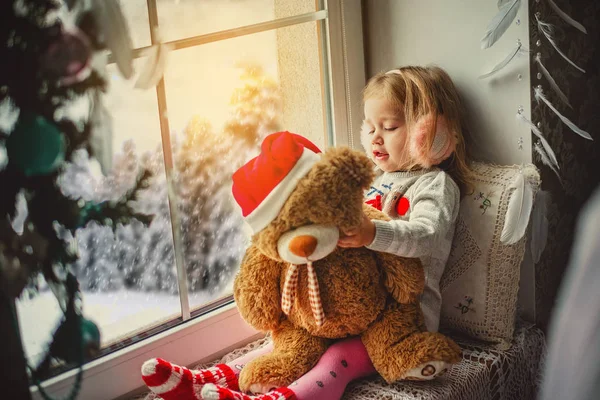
90;0;134;79
135;43;172;90
530;190;550;263
534;141;562;183
516;112;560;171
534;86;593;141
536;15;586;73
497;0;511;8
481;0;522;49
479;41;528;79
534;53;571;108
546;0;587;34
501;172;534;245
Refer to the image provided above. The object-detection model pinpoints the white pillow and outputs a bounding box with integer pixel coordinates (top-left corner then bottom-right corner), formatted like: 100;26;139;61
440;162;540;348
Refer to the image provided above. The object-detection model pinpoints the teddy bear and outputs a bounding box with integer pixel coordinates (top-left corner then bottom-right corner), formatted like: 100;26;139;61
229;131;462;393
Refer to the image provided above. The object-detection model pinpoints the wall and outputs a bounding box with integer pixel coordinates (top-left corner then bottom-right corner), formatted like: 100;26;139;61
275;1;327;149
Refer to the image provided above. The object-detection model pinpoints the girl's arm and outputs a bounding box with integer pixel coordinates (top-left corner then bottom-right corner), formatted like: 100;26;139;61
366;172;460;258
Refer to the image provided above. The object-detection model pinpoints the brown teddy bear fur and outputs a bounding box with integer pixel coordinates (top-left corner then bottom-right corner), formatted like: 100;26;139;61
233;146;462;392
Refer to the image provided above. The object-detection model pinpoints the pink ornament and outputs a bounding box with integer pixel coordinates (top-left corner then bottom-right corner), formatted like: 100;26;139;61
41;29;92;86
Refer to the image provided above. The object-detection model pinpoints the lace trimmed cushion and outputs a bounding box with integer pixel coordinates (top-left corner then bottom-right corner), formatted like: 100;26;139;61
439;162;540;348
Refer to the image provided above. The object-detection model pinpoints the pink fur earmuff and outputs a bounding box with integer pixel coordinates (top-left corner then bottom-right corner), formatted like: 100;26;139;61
409;114;456;168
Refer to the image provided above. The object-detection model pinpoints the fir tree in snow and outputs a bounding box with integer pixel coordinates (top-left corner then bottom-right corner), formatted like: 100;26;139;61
175;64;281;293
60;142;178;294
66;65;282;296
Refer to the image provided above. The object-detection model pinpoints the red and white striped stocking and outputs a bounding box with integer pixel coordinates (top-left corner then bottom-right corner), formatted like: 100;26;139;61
141;358;239;400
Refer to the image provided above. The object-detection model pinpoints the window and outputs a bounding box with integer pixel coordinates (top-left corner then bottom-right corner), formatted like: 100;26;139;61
21;1;365;398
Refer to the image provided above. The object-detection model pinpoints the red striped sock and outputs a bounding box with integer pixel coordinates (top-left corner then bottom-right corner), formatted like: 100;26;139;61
141;358;239;400
201;383;296;400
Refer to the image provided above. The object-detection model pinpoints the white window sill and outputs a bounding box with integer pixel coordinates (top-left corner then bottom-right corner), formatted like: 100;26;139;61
31;303;261;400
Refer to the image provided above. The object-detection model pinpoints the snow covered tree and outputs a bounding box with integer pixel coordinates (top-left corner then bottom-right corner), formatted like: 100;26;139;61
62;142;178;295
67;64;282;297
176;64;281;293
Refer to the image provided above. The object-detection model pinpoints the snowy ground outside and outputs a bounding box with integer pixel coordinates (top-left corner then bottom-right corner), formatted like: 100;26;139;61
16;288;228;366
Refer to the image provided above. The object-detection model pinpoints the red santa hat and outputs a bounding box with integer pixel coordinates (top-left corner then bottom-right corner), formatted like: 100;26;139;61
232;131;322;233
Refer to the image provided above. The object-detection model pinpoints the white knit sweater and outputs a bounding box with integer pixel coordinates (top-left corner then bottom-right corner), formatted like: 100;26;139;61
365;168;460;332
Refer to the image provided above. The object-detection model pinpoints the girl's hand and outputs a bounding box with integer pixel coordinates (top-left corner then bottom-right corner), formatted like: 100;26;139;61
337;213;376;248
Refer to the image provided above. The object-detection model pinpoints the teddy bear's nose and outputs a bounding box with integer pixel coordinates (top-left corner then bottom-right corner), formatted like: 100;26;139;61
288;235;318;258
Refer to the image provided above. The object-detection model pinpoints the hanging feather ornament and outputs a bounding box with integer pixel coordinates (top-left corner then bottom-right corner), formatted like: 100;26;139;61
535;13;585;73
135;43;172;90
534;53;571;108
516;112;560;172
530;190;550;263
546;0;587;34
533;141;562;184
497;0;511;7
481;0;522;49
534;85;593;140
479;39;528;79
89;91;113;174
90;0;134;79
501;172;534;245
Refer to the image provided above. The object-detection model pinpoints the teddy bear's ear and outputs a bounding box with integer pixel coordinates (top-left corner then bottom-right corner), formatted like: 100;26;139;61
320;147;375;190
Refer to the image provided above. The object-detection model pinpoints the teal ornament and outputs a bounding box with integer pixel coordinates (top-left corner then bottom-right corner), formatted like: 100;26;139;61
77;201;105;228
5;111;66;176
51;316;101;363
81;318;101;359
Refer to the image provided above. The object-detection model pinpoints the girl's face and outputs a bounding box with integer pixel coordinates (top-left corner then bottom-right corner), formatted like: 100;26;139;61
362;97;409;172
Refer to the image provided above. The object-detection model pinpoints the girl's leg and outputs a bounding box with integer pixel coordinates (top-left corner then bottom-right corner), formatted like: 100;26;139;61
141;342;274;400
202;337;376;400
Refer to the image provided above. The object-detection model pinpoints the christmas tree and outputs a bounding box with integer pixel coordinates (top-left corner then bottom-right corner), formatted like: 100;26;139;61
0;1;151;398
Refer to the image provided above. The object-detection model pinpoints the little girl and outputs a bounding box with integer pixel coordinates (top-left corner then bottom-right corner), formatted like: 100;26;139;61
142;65;472;400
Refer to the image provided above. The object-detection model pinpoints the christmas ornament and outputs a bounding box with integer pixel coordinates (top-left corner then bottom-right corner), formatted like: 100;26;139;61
535;13;585;73
77;201;105;228
533;52;571;108
481;0;522;49
49;316;101;363
90;0;134;79
534;86;592;140
40;29;92;86
501;173;533;245
5;111;66;176
479;39;528;79
135;42;172;90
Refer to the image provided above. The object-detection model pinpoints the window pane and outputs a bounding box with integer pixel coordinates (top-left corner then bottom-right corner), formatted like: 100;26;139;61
156;0;320;42
16;58;180;369
120;0;152;49
163;20;327;311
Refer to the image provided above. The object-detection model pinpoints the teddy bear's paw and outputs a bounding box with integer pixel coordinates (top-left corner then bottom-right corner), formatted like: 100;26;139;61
248;382;279;394
400;360;451;381
239;366;292;394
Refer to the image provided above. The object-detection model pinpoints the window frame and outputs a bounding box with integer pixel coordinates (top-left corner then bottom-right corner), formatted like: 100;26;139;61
29;1;365;398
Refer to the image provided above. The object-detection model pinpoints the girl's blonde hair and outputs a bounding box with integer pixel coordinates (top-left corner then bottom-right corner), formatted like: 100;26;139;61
362;65;473;195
